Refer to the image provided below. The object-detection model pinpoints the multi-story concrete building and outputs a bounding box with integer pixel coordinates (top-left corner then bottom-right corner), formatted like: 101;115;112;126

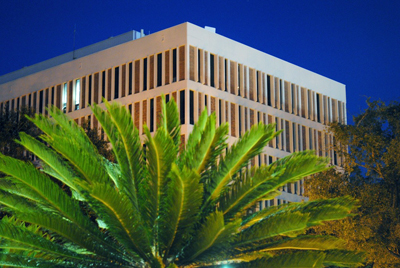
0;22;346;207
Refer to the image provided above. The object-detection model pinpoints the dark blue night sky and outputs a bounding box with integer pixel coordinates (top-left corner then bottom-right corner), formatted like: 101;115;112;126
1;0;399;123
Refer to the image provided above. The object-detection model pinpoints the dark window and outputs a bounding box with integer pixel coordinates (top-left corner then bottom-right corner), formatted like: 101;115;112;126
166;94;170;103
239;106;242;137
219;99;222;125
197;49;201;82
114;67;119;99
256;71;259;102
204;95;207;107
238;65;241;96
157;53;162;87
180;90;185;124
39;91;43;113
291;84;295;113
172;49;177;82
224;59;228;91
316;93;321;122
150;98;154;132
143;58;148;91
51;87;54;105
129;62;133;95
189;90;194;125
267;75;271;106
279;80;283;110
88;75;92;105
210;54;215;87
33;92;37;111
102;71;106;101
29;94;31;108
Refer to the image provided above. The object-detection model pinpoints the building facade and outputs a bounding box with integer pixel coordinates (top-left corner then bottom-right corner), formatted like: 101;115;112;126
0;22;346;208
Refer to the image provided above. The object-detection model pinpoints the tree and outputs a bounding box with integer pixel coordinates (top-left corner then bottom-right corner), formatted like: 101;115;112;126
306;100;400;267
0;105;39;161
0;97;363;267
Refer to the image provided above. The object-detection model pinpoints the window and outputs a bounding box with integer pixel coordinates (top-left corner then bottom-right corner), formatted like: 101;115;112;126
51;87;54;105
102;71;106;101
210;54;215;87
180;90;185;124
256;71;260;102
150;98;154;132
107;69;112;101
75;79;80;110
39;91;43;113
62;83;67;113
157;53;162;87
238;105;242;137
172;49;177;82
129;62;133;95
267;75;272;106
198;50;201;82
219;99;222;125
316;93;321;122
238;64;241;96
88;75;92;105
224;59;228;91
189;90;194;125
114;67;119;99
143;58;148;91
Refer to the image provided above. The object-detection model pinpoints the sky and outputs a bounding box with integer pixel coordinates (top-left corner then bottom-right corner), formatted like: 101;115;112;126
1;0;399;123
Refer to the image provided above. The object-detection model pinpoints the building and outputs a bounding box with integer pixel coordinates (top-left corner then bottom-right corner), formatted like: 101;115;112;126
0;22;346;208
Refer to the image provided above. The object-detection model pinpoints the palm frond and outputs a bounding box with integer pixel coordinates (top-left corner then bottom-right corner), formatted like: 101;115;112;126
220;165;284;220
159;164;203;260
140;125;177;256
159;95;181;148
91;101;142;206
16;132;79;192
322;250;365;267
88;182;152;262
205;123;278;204
180;211;241;264
0;217;84;261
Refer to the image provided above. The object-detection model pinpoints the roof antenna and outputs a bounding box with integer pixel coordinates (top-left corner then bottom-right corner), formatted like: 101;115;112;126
72;24;77;60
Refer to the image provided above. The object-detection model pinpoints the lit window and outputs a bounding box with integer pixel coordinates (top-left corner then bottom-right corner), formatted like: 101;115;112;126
62;83;67;113
75;79;80;110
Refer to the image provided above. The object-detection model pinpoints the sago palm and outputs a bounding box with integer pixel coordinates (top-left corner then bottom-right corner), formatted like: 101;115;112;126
0;96;363;267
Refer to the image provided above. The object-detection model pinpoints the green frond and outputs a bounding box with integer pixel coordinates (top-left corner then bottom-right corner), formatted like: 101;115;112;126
235;209;311;248
159;164;203;259
220;165;284;220
249;235;348;252
159;95;181;148
13;211;129;264
91;101;142;206
31;108;110;187
0;188;36;213
271;150;331;183
243;251;326;268
181;211;241;264
141;125;177;246
206;123;278;203
322;250;365;267
88;181;152;262
0;252;67;268
17;132;79;192
0;217;84;261
181;108;209;163
0;154;101;238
